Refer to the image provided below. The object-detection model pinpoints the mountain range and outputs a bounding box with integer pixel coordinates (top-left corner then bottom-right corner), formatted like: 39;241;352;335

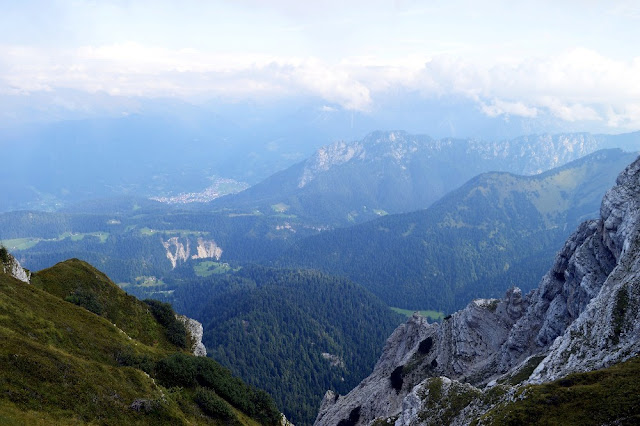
3;121;638;221
315;153;640;425
212;130;640;226
280;148;638;312
5;130;636;290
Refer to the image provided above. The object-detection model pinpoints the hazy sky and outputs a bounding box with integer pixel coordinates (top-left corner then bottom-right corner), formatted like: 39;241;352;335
1;0;640;129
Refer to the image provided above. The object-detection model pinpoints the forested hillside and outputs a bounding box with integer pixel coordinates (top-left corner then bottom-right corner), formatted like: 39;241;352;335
281;149;638;312
0;205;307;284
166;266;405;425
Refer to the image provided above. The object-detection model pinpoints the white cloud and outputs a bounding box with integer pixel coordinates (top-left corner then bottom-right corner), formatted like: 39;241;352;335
0;43;373;110
537;98;600;122
401;48;640;129
1;42;640;129
480;100;538;119
607;1;640;19
320;105;337;112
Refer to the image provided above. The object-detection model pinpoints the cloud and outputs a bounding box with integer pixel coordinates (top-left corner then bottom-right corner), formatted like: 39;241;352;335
537;98;600;122
480;100;538;119
0;42;372;110
607;1;640;19
320;105;337;112
1;42;640;129
402;48;640;129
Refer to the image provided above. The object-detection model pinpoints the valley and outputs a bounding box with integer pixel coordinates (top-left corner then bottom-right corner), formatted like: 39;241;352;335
2;130;639;425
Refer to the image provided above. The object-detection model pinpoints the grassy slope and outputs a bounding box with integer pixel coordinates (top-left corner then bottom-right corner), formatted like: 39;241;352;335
0;261;280;425
0;272;184;424
480;356;640;425
31;258;177;350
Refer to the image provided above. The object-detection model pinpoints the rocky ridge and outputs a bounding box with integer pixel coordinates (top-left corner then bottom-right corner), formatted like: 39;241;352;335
298;131;629;190
315;155;640;425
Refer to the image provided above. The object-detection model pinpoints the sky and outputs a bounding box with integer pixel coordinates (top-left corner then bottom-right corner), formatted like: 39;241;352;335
1;0;640;130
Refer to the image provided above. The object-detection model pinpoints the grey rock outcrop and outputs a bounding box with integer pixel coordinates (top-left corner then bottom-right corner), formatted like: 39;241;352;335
162;237;222;269
497;218;617;373
315;155;640;425
192;237;223;261
299;140;365;188
280;413;295;426
395;377;486;426
315;290;526;426
1;251;31;283
176;314;207;357
314;314;432;426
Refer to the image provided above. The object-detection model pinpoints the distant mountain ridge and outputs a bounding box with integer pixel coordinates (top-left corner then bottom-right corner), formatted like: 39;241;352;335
215;130;640;225
280;149;639;312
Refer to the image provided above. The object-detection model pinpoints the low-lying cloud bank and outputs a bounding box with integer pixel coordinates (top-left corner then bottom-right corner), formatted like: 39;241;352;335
1;43;639;131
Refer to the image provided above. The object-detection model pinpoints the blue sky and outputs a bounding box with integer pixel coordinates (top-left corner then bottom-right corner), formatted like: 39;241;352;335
1;0;640;130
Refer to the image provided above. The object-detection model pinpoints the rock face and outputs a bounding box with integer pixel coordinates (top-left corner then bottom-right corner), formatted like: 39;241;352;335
162;237;222;269
314;291;525;426
315;155;640;425
176;314;207;357
191;237;223;261
280;413;295;426
299;140;365;188
314;314;432;426
493;219;615;375
0;250;31;283
528;156;640;383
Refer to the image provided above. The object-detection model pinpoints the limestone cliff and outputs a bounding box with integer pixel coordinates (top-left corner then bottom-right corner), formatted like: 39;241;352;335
162;236;223;269
315;155;640;425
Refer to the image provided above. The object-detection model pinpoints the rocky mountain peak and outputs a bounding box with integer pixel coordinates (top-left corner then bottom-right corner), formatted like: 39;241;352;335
298;139;365;188
296;131;429;189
